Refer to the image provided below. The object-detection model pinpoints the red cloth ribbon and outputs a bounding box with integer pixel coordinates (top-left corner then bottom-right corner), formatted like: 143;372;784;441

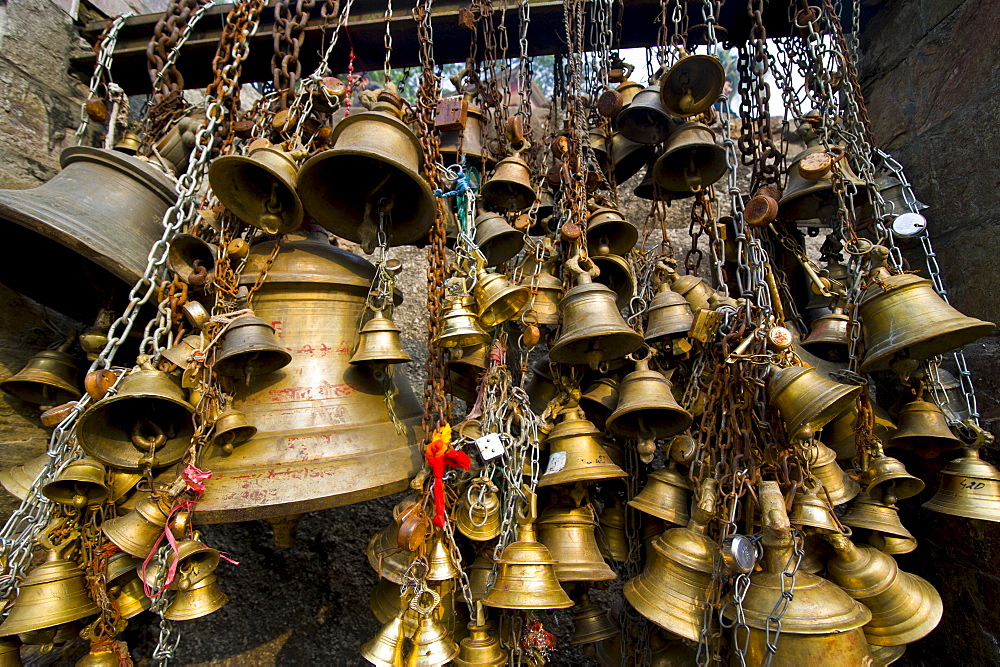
425;424;471;527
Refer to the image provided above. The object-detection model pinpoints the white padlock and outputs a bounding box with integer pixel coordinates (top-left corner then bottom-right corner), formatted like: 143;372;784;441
475;433;505;460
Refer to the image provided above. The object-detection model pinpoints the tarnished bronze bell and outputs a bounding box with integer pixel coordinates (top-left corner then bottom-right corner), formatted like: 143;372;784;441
166;233;217;288
163;573;227;621
210;408;257;455
590;252;636;311
481;151;535;212
41;458;108;509
362;610;407;666
517;260;562;326
662;261;714;311
722;482;873;665
652;122;726;192
482;520;574;610
616;85;675;145
0;542;98;636
801;309;850;362
808;442;860;505
1;347;80;407
439;93;487;167
298;98;435;248
629;467;691;526
824;403;896;461
841;492;914;540
196;236;423;522
633;158;693;202
448;345;488;404
0;146;177;320
453;603;506;667
214;314;292;378
580;378;619;429
789;482;840;532
571;594;619;645
209;143;305;234
102;494;174;558
767;364;861;442
865;451;925;502
456;481;501;541
644;283;694;345
597;500;629;562
474;269;531;328
923;448;1000;521
826;532;943;646
586;206;638;256
779;144;867;222
105;553;150;619
435;296;491;349
868;533;917;556
607;355;692;462
589;128;654;184
659;54;726;118
76;366;195;471
624;480;719;641
538;408;627;488
367;497;422;584
0;454;50;502
473;212;524;267
537;503;617;582
468;554;493;603
889;399;963;459
351;310;413;366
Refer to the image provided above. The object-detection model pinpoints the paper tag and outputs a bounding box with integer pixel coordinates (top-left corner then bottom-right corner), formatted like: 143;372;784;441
475;433;505;460
544;451;567;476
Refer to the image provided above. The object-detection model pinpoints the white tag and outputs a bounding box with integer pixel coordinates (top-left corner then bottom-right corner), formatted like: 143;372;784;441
475;433;505;460
544;451;567;476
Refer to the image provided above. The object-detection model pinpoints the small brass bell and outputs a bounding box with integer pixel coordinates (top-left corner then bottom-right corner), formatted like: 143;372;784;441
142;539;220;592
779;143;867;222
76;366;195;470
767;364;861;441
841;492;914;540
480;149;535;212
590;129;654;183
538;407;627;488
1;345;80;407
76;643;125;667
362;610;407;666
922;448;1000;521
788;482;840;532
868;533;918;556
633;158;693;203
644;283;694;345
825;532;943;646
629;467;691;526
659;54;726;118
41;458;109;509
473;269;530;328
351;310;413;366
516;260;563;326
473;212;524;267
865;450;925;502
537;502;617;582
586;206;638;257
210;408;257;455
590;252;637;311
160;334;202;370
102;494;174;558
456;480;501;541
597;500;629;563
425;531;462;582
482;519;574;610
434;296;491;349
801;309;850;362
580;378;619;430
448;344;488;404
0;453;48;501
571;594;619;645
453;602;507;667
615;85;676;145
407;604;460;666
367;499;419;585
662;260;714;311
163;573;228;621
214;314;293;378
166;233;217;286
468;554;493;602
889;399;963;459
209;142;305;234
808;441;860;505
105;552;150;619
652;122;727;192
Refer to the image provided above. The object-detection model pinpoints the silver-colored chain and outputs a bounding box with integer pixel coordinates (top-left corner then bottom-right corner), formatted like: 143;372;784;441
149;545;182;664
75;13;132;145
762;530;804;666
383;0;393;81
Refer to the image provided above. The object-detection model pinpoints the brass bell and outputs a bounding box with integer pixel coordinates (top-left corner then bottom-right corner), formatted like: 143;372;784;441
801;309;850;362
407;608;460;667
516;260;562;326
213;314;293;378
652;122;726;192
633;158;693;202
481;150;535;212
644;283;694;345
659;54;726;118
590;252;636;311
778;144;867;222
434;296;491;349
721;482;873;665
662;261;714;311
865;451;925;502
163;573;228;621
439;87;488;167
524;358;558;414
0;637;20;666
468;554;493;603
549;259;643;368
597;500;629;563
351;310;413;366
367;498;421;584
841;492;914;540
868;532;918;556
210;408;257;455
808;441;860;505
800;533;832;574
858;268;994;372
767;364;862;441
0;453;48;502
105;552;150;619
370;579;461;637
425;530;462;582
448;344;488;404
607;354;692;462
537;502;617;582
615;85;676;145
209;143;305;234
160;334;202;370
580;378;619;430
76;366;195;470
571;593;619;645
586;205;638;256
481;520;574;610
362;610;407;666
17;621;79;651
788;482;840;532
76;644;123;667
474;269;530;328
629;467;691;526
102;494;174;558
456;480;501;541
166;233;217;286
41;458;108;509
823;403;897;461
473;212;524;267
869;643;906;666
825;532;943;646
144;539;220;592
922;448;1000;521
590;129;654;184
624;479;719;641
453;603;506;667
1;346;80;407
298;97;436;248
537;407;627;488
889;399;963;459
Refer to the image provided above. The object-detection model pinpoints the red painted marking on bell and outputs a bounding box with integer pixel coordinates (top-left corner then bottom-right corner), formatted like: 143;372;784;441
266;381;357;403
271;321;283;338
336;340;352;356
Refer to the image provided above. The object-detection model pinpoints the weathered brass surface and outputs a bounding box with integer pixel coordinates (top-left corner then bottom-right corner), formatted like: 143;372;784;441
166;233;217;285
474;270;530;328
865;454;925;502
41;458;108;508
652;122;726;192
629;468;691;526
453;617;507;667
208;145;304;234
456;485;501;542
549;278;643;368
473;212;525;267
616;86;675;145
823;404;896;461
407;613;460;666
102;495;173;558
0;455;53;502
1;350;80;407
0;548;98;636
516;261;562;326
597;500;629;563
537;408;627;488
767;365;861;441
778;144;866;222
163;574;227;621
586;206;638;256
213;314;293;378
481;153;535;212
571;594;619;645
590;253;636;311
867;533;918;556
210;409;257;455
889;400;963;459
801;311;850;362
809;442;860;505
660;54;726;117
841;493;914;540
607;356;692;442
537;503;617;582
922;448;1000;521
435;297;491;349
788;483;840;532
590;129;654;184
481;522;574;610
644;284;694;344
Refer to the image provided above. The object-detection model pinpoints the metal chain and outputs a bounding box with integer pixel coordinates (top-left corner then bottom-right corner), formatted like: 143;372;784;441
762;530;804;666
272;0;316;109
75;14;132;145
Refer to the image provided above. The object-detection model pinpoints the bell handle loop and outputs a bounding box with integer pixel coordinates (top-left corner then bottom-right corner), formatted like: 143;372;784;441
409;586;441;616
131;418;167;452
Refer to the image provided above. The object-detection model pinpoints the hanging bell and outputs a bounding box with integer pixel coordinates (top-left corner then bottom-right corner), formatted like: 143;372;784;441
210;408;257;455
480;150;535;212
652;122;727;192
1;346;80;407
644;283;694;345
580;378;619;430
439;91;487;167
41;458;109;509
143;539;220;592
571;594;619;645
367;501;419;585
889;399;963;459
624;479;719;641
721;482;873;665
105;553;150;619
76;366;195;470
823;403;897;461
662;261;714;311
633;158;693;202
516;260;563;326
767;364;861;442
76;644;123;667
407;609;460;667
298;95;436;248
0;454;50;502
362;610;407;667
524;358;558;415
799;533;832;574
788;482;840;532
922;448;1000;521
841;492;914;540
825;532;943;646
589;252;636;312
448;344;488;404
166;233;218;286
537;408;627;488
456;481;502;541
0;637;20;666
659;54;726;118
865;451;925;502
435;296;491;349
473;212;525;267
425;531;462;582
474;269;531;328
586;206;638;256
163;573;228;621
481;520;574;610
801;309;850;362
468;554;494;603
160;334;202;370
778;144;867;223
616;85;676;145
537;502;617;582
102;494;175;558
208;142;305;234
809;442;860;505
0;146;177;320
607;354;692;462
596;500;629;563
629;467;691;526
868;533;918;556
590;129;654;184
213;314;292;378
453;602;507;667
350;310;413;366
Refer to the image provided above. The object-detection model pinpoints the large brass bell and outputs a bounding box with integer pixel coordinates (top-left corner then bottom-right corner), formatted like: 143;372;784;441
102;494;175;558
721;482;873;665
825;532;943;646
208;142;304;234
597;500;629;563
923;448;1000;521
298;93;436;248
659;54;726;118
801;308;850;362
537;407;627;488
624;480;719;641
0;454;48;502
767;364;861;441
209;408;257;455
571;594;619;645
644;283;694;345
213;314;292;378
456;480;501;541
195;235;423;522
481;518;574;610
865;450;925;502
105;553;150;619
808;441;860;505
607;353;692;462
841;493;914;540
549;258;643;368
166;233;217;286
1;346;80;407
453;603;506;667
480;149;535;212
0;146;177;320
652;122;726;192
163;574;228;621
590;252;636;311
537;502;617;582
474;269;530;328
473;212;524;267
615;85;676;145
41;458;108;509
434;296;491;349
76;366;195;470
629;467;691;526
889;399;963;458
351;310;413;366
778;144;867;222
586;205;638;256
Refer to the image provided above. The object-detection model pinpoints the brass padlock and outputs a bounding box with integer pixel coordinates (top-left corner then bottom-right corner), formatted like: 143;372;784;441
688;308;724;343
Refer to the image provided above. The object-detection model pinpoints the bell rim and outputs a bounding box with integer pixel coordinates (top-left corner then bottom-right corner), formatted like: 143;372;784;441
660;54;726;118
206;153;304;234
